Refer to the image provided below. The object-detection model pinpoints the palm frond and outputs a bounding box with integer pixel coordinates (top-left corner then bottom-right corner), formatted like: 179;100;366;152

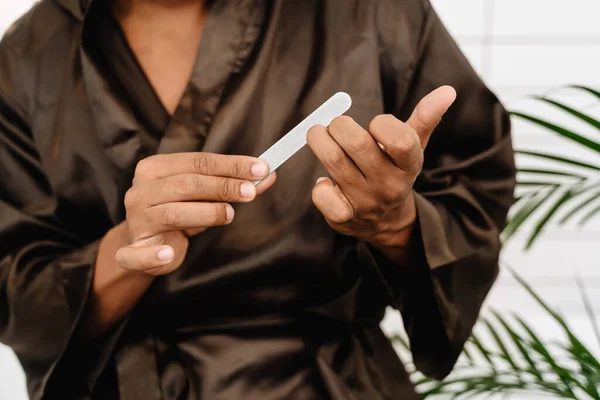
579;203;600;226
570;85;600;101
559;190;600;224
405;269;600;399
516;150;600;172
502;186;558;244
511;111;600;153
505;88;600;249
575;273;600;350
534;96;600;131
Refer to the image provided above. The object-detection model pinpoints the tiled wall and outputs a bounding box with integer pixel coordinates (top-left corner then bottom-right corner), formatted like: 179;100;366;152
2;1;600;399
382;1;600;399
428;0;600;346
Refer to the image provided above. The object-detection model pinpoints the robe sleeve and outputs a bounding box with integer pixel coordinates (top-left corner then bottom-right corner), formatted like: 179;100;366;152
364;0;517;379
0;44;123;399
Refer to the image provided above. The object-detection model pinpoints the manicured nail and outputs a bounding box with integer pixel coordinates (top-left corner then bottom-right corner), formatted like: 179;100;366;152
225;204;235;222
316;177;328;184
240;182;256;198
251;162;269;178
157;247;174;262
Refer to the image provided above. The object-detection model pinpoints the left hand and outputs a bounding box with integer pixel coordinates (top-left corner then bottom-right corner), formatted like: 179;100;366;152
306;86;457;260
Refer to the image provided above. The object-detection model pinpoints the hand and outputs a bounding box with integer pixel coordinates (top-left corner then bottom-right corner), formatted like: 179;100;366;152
306;86;457;260
115;152;276;275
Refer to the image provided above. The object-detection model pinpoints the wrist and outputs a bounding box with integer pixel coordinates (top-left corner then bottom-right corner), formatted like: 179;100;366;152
367;192;418;264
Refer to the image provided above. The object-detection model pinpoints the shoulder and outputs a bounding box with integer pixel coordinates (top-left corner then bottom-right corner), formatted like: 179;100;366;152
373;0;432;50
0;0;79;117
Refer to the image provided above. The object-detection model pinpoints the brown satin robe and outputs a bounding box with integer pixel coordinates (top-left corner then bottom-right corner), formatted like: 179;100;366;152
0;0;516;399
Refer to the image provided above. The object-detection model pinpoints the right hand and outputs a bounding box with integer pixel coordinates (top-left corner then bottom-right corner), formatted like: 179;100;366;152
115;152;276;275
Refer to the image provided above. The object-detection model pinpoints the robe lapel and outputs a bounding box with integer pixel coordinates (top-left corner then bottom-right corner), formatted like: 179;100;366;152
157;0;267;155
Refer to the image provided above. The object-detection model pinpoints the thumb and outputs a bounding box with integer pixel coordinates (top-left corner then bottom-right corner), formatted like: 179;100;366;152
406;85;457;149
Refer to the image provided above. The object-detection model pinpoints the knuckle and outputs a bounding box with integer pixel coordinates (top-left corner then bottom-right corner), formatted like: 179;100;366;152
143;209;155;226
347;135;372;154
218;179;236;200
178;175;202;195
134;157;154;179
192;153;213;174
114;249;127;268
123;188;138;209
405;155;423;175
329;115;353;132
331;205;354;224
162;206;182;227
369;114;396;133
230;158;243;177
389;130;419;155
323;150;347;170
378;182;404;203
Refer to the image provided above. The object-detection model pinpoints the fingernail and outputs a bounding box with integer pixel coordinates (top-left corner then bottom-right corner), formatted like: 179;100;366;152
157;247;174;262
225;204;235;223
251;162;269;178
240;182;256;198
316;177;328;184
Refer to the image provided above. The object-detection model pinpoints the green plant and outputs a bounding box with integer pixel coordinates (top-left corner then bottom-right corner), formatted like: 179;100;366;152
390;87;600;398
394;268;600;399
503;85;600;250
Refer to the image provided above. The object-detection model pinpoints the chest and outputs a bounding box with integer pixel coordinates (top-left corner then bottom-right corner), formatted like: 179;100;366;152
28;2;414;240
114;4;208;115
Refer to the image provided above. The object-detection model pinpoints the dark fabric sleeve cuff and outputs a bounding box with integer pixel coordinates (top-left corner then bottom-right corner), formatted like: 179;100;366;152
38;241;130;399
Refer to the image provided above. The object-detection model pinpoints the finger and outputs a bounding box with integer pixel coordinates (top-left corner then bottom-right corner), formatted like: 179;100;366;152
312;177;354;224
136;174;259;206
256;171;277;195
185;227;207;237
136;202;234;239
368;114;422;175
327;116;390;179
115;244;175;272
306;125;365;194
406;85;457;149
133;152;270;181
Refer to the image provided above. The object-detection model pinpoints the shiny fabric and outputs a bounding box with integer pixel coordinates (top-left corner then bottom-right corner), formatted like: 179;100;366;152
0;0;516;399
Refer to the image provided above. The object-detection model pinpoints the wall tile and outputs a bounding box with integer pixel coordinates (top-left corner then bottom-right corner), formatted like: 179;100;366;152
492;0;600;37
430;0;486;37
489;45;600;88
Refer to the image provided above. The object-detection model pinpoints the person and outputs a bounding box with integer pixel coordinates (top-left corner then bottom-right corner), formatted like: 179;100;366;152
0;0;516;398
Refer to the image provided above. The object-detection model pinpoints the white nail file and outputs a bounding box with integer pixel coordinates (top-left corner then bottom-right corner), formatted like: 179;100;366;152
253;92;352;185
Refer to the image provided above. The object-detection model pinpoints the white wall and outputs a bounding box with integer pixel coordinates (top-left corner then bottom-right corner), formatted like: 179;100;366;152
2;1;600;399
383;1;600;398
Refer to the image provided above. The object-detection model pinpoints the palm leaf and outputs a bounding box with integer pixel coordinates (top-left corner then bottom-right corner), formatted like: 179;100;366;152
516;180;560;187
559;190;600;224
408;271;600;399
511;111;600;153
516;150;600;172
503;186;558;243
570;85;600;101
510;268;600;398
524;182;585;249
512;315;578;398
575;273;600;350
482;318;521;373
535;96;600;131
519;168;585;178
469;332;496;371
461;346;476;367
489;310;544;383
579;203;600;226
507;91;600;244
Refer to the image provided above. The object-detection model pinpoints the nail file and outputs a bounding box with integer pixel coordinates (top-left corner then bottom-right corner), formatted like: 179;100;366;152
253;92;352;185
